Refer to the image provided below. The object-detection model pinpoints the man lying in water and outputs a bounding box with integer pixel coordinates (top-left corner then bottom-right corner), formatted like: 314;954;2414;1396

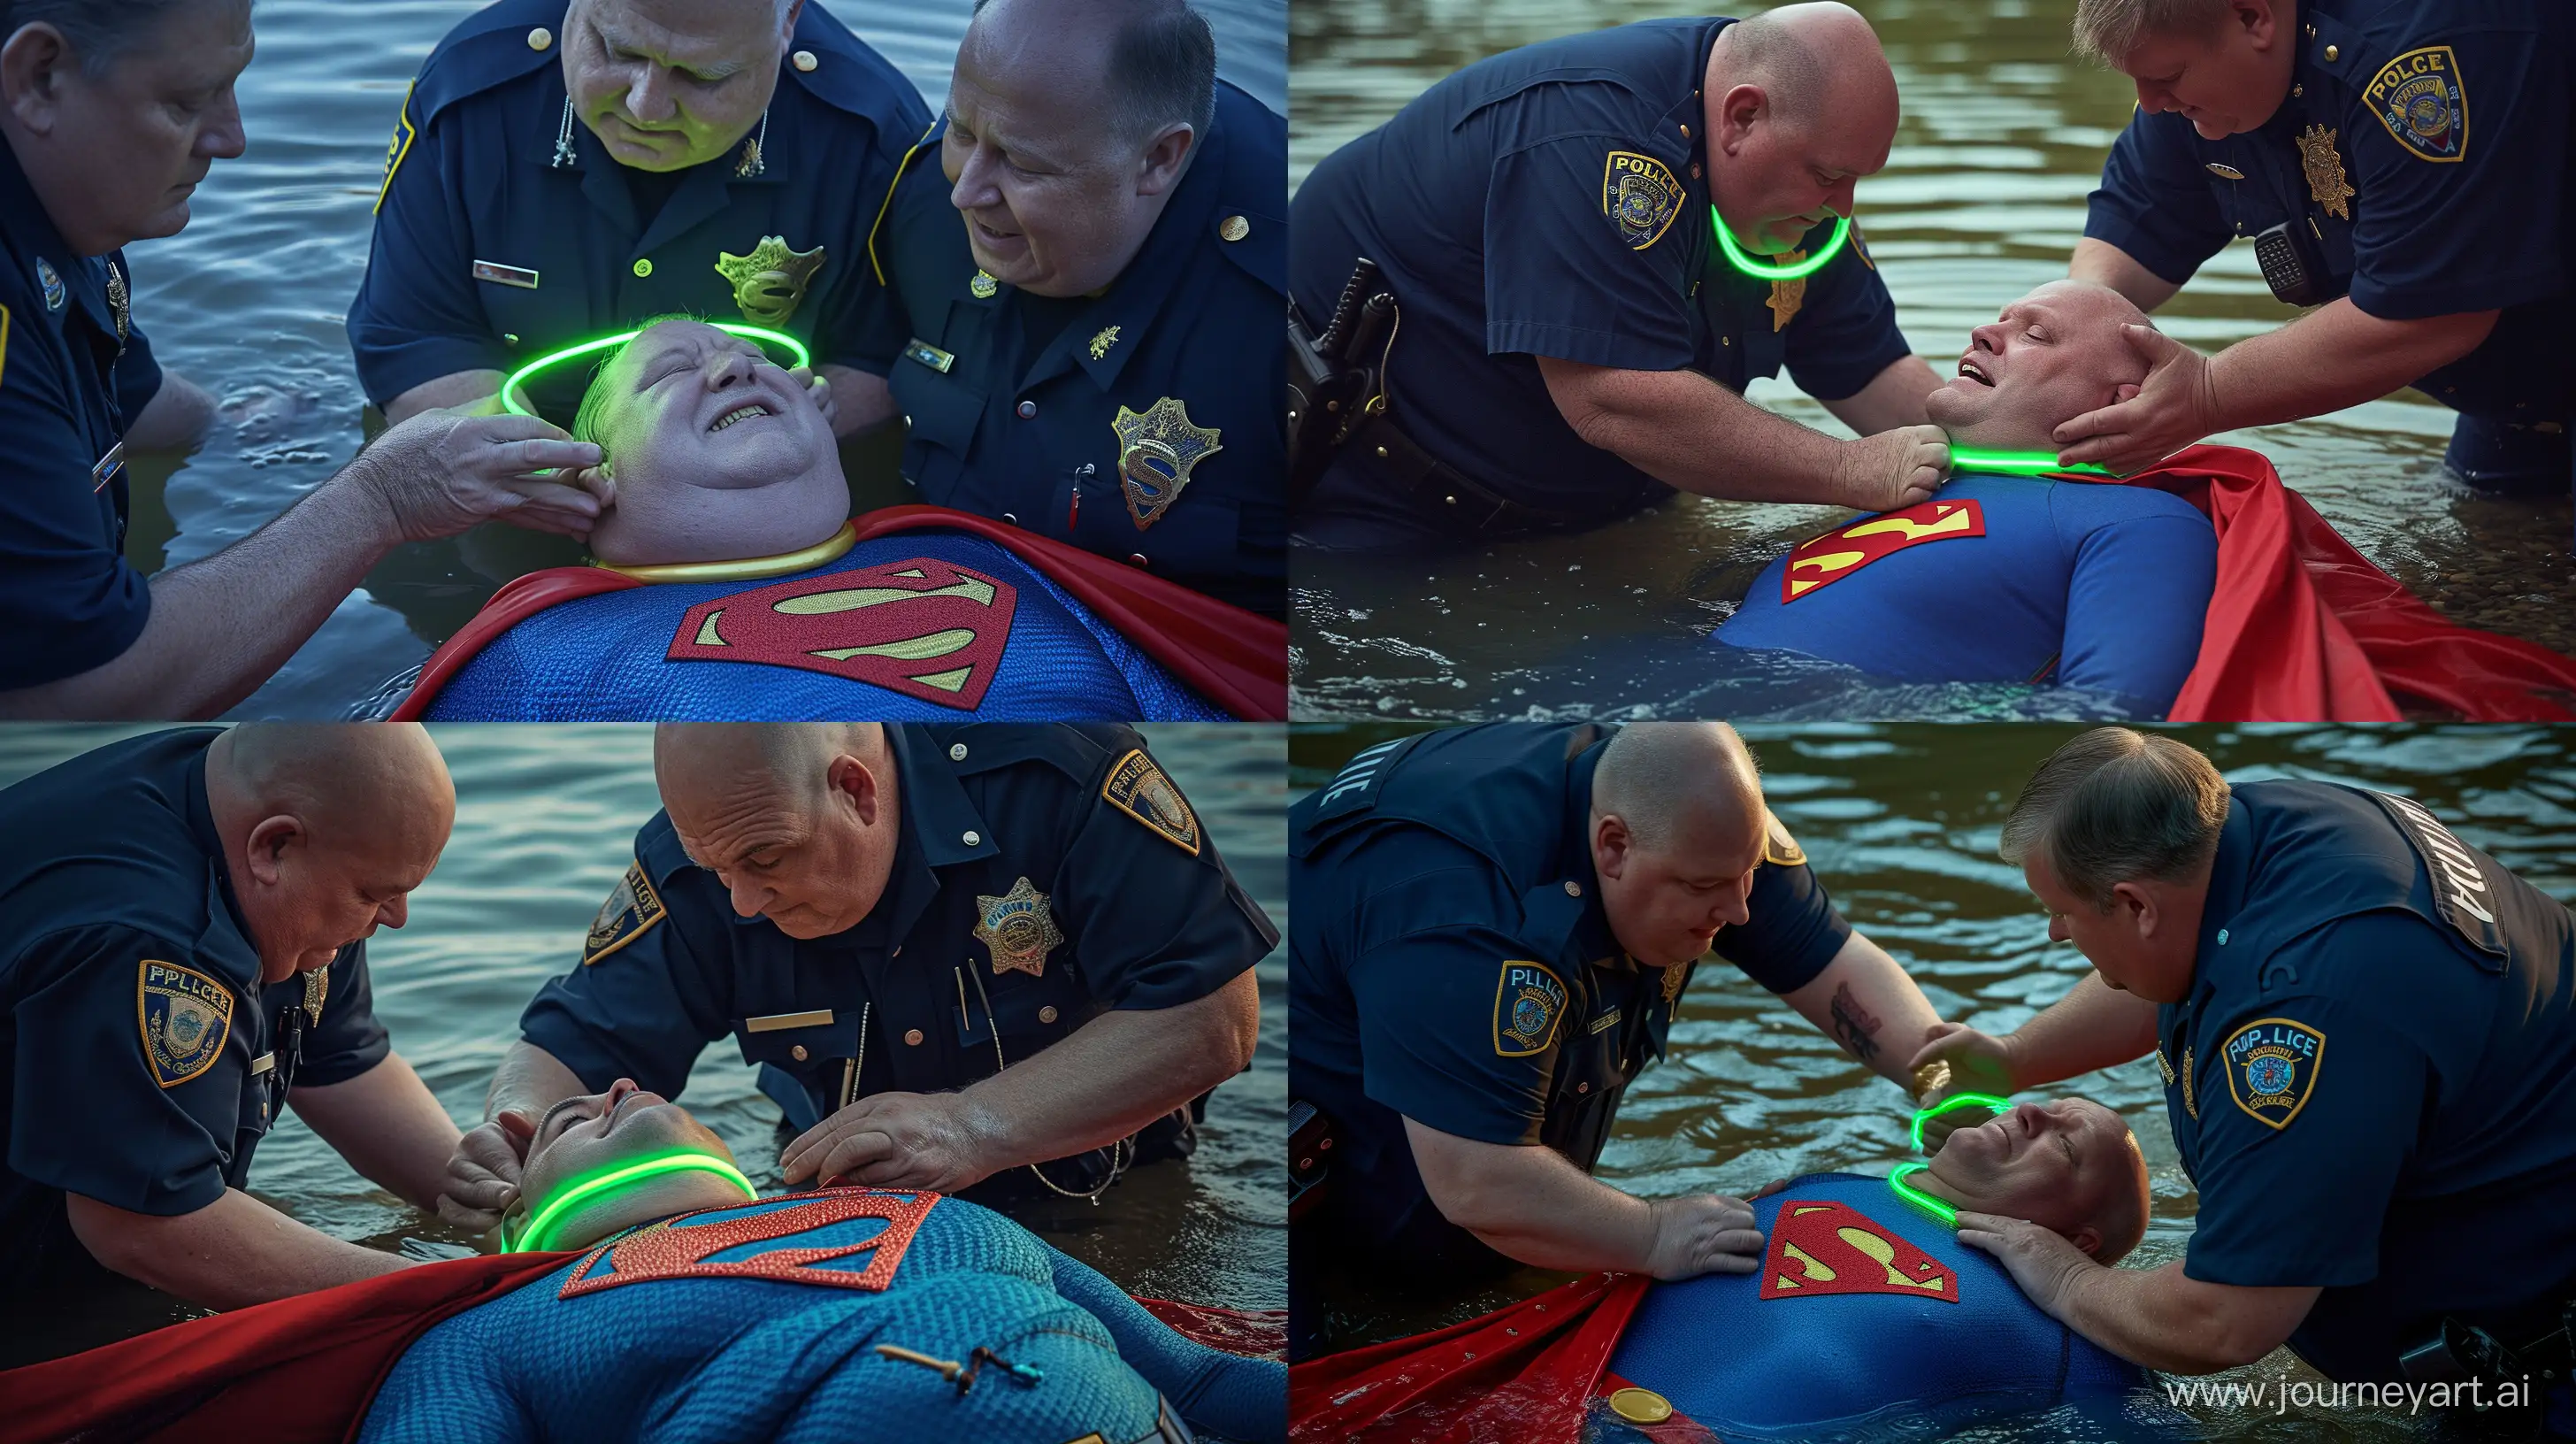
1717;282;2219;717
388;318;1281;721
372;1077;1279;1443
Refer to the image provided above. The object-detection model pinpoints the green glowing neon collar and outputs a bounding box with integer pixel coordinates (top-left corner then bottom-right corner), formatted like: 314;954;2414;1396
1951;448;2112;479
1711;211;1849;280
1882;1092;2016;1225
499;323;811;419
501;1150;758;1253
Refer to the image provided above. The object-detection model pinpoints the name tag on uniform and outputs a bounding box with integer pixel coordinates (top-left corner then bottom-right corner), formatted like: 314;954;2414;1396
902;338;954;373
745;1009;834;1033
1587;1008;1622;1035
472;260;540;289
249;1051;275;1075
89;441;125;494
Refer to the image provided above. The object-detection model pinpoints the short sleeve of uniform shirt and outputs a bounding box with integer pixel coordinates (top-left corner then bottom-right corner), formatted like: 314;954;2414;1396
349;91;511;408
295;941;393;1087
2181;913;2434;1288
8;926;249;1217
2082;111;2235;287
1712;849;1853;995
1483;96;1699;372
517;844;742;1101
2341;23;2569;319
0;305;152;687
1051;750;1279;1013
1779;229;1915;403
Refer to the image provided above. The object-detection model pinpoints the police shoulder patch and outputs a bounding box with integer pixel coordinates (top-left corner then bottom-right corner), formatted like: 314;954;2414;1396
137;960;234;1088
375;83;418;214
2221;1017;2325;1130
585;861;668;965
2365;44;2467;163
1602;150;1683;251
1494;960;1568;1057
1102;749;1200;855
1762;809;1806;867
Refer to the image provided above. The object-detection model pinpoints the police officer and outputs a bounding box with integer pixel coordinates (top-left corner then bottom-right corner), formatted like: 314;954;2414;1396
1287;4;1949;552
0;0;606;715
874;0;1285;618
2058;0;2573;492
1288;722;1954;1351
0;725;463;1307
1918;728;2576;1386
436;722;1273;1229
350;0;930;436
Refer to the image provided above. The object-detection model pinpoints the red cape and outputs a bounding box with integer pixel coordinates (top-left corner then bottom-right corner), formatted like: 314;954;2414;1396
392;505;1288;722
0;1256;1286;1444
2127;445;2576;721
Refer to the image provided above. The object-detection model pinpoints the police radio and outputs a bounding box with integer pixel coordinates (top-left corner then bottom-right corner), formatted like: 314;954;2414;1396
1288;257;1392;503
2252;220;2333;308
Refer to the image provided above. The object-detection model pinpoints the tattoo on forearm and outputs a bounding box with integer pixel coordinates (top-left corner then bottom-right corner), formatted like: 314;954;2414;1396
1829;982;1884;1064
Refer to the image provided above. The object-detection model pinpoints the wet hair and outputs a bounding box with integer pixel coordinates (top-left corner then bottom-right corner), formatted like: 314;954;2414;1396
2070;0;2236;64
972;0;1217;147
1998;727;2229;910
1;0;248;76
569;311;706;465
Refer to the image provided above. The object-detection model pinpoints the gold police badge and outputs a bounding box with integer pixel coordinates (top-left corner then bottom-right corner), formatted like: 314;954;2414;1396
104;259;128;344
714;236;826;327
1112;396;1222;531
2297;125;2356;220
585;861;668;965
1661;959;1688;1006
1602;150;1683;251
1767;254;1806;332
1102;748;1200;855
970;270;1000;299
974;875;1062;978
139;960;233;1088
302;965;330;1027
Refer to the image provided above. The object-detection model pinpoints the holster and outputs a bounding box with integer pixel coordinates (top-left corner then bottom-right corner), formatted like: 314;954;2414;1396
1288;1098;1335;1225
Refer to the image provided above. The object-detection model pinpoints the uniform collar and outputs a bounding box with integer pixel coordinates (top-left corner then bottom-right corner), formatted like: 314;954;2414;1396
0;136;121;342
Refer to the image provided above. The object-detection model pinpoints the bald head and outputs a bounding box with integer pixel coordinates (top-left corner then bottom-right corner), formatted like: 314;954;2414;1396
1592;723;1764;854
653;724;900;940
1720;3;1896;131
1703;4;1898;256
966;0;1216;147
216;723;454;844
655;722;889;817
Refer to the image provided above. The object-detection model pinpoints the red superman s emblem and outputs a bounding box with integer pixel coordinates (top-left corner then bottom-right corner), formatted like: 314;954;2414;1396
1781;499;1985;603
668;558;1017;709
559;1188;940;1298
1757;1200;1959;1302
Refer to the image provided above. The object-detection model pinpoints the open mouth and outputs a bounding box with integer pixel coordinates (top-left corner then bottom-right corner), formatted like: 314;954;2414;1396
708;403;773;434
1957;357;1996;388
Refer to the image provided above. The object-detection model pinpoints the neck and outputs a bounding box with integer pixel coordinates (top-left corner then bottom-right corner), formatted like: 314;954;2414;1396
3;127;122;257
587;472;850;567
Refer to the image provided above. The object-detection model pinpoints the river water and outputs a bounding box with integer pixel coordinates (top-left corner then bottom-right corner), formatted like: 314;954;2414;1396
0;722;1286;1367
110;0;1284;720
1292;721;2576;1441
1287;0;2576;724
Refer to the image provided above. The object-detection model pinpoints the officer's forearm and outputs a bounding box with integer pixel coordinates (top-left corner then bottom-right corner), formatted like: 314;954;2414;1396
1778;932;1947;1089
125;368;218;452
2002;973;2160;1088
1534;356;1872;510
65;1187;414;1310
289;1053;462;1213
482;1039;593;1124
2054;1259;2317;1374
1819;354;1940;435
384;369;507;426
1404;1120;1657;1273
2204;300;2498;434
960;971;1262;1169
2069;239;2182;312
0;465;405;720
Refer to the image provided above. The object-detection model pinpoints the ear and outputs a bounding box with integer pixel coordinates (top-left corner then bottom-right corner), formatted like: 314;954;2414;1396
494;1107;540;1156
243;815;303;887
2109;879;2158;938
1134;123;1195;198
2233;0;2278;48
780;0;807;42
1714;83;1769;151
2066;1224;2105;1259
0;24;75;136
1591;813;1632;880
826;753;881;828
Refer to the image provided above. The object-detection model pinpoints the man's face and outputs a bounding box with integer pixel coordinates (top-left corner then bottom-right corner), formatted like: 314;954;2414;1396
1923;282;2150;451
1596;810;1764;970
1924;1098;2143;1251
562;0;791;173
586;320;830;494
941;12;1181;297
518;1078;736;1222
242;805;449;984
668;772;888;941
1702;85;1890;256
2022;847;2195;1004
10;0;251;253
2112;4;2295;141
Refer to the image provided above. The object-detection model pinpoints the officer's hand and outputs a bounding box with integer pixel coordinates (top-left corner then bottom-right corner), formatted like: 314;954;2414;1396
1906;1021;2017;1152
1837;425;1951;512
352;411;607;544
781;1090;1003;1194
1955;1210;2096;1319
1643;1194;1765;1281
436;1110;537;1233
2051;324;2218;475
786;366;838;428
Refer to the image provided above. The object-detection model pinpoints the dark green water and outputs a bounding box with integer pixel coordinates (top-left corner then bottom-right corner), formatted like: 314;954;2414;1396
1292;721;2576;1440
110;0;1284;720
0;722;1285;1365
1287;0;2576;723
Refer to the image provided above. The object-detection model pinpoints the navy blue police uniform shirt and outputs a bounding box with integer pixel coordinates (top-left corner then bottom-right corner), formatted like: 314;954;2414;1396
1288;18;1912;540
518;724;1277;1200
2085;0;2573;425
2157;780;2576;1380
875;83;1288;618
349;0;931;414
0;730;389;1287
1286;723;1852;1275
0;138;172;690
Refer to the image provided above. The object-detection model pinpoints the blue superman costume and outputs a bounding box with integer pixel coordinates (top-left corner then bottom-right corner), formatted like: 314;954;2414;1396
390;506;1290;722
1288;1173;2148;1443
0;1187;1285;1444
1718;446;2576;722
